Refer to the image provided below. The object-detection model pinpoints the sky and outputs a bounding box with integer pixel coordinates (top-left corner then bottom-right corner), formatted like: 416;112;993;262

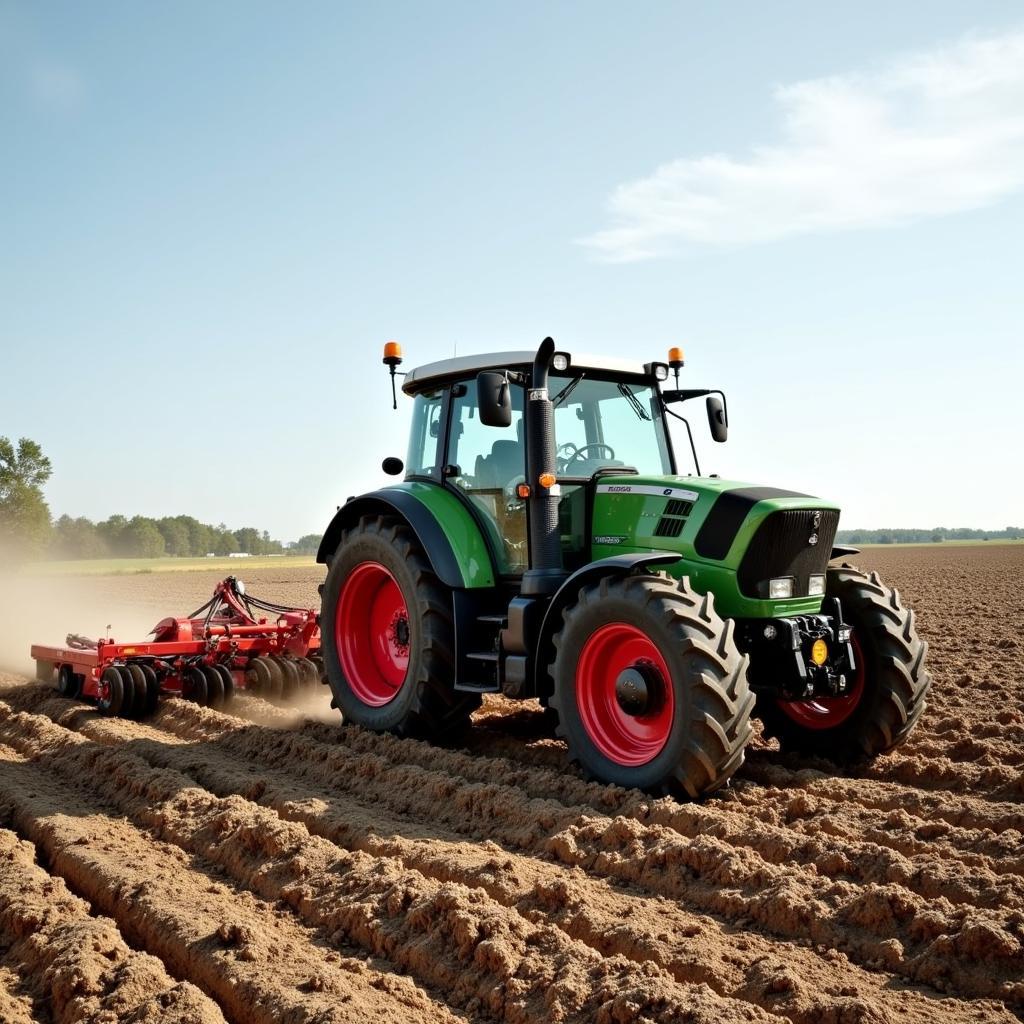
2;1;1022;541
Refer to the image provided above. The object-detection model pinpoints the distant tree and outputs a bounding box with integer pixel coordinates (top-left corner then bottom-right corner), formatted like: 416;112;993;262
291;533;323;555
0;437;53;559
235;527;262;554
122;516;166;558
97;515;128;555
52;515;107;559
156;517;192;557
212;526;239;556
931;532;944;543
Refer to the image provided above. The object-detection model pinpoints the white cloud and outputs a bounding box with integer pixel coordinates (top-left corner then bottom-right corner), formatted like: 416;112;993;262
582;28;1024;260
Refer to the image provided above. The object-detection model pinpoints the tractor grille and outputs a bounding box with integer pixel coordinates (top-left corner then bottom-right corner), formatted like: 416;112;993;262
664;498;694;517
736;509;839;599
653;496;694;538
654;516;685;538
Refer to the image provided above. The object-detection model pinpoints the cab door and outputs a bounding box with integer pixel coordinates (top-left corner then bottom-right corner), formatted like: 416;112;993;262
447;382;528;575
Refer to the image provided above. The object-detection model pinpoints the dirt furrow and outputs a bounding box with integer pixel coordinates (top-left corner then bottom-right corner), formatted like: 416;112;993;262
24;696;1004;1024
0;731;465;1024
0;820;225;1024
150;697;1024;926
0;702;788;1024
722;772;1024;873
740;756;1024;836
317;712;1024;861
36;694;1023;1010
857;751;1023;800
0;962;36;1024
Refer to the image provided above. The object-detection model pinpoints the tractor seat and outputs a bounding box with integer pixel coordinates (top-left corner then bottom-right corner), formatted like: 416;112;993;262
478;439;523;490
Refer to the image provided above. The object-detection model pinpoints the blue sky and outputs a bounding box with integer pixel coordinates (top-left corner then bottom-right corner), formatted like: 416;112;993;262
2;1;1022;541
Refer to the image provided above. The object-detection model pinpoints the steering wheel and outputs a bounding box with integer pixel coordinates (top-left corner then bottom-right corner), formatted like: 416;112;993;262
563;443;616;472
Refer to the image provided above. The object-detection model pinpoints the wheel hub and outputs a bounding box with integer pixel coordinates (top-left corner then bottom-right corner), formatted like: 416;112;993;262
390;613;411;653
614;663;662;716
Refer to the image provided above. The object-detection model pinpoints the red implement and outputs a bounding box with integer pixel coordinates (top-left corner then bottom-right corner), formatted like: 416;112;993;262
30;576;322;717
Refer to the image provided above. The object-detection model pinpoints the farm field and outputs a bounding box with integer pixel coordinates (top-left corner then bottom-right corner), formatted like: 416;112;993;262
0;543;1021;1023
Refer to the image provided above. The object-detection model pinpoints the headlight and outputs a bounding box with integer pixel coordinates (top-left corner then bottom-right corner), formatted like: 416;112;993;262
652;362;669;381
769;577;794;599
808;574;826;596
552;352;570;372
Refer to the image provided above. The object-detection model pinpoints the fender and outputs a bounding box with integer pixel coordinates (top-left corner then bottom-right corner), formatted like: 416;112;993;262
830;545;860;560
532;552;681;692
316;490;466;588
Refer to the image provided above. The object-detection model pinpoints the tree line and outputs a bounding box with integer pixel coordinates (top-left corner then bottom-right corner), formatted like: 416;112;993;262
0;435;322;562
837;527;1024;544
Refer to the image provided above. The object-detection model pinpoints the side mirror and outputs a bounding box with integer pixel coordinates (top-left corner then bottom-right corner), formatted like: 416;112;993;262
382;457;404;476
477;371;512;428
707;395;728;442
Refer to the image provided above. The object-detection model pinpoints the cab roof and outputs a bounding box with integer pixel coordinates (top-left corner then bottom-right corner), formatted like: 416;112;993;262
402;350;656;396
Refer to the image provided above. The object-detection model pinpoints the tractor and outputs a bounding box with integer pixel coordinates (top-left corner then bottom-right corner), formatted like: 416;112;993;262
316;338;930;796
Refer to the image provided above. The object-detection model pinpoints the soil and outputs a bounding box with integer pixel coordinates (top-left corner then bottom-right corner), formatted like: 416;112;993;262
0;543;1021;1022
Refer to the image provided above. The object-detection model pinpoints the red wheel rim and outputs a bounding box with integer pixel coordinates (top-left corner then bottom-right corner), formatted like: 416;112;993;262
574;623;675;767
776;631;866;729
335;562;410;707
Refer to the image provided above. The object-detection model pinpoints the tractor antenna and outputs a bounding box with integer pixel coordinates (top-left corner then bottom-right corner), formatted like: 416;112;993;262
668;346;684;389
382;341;404;410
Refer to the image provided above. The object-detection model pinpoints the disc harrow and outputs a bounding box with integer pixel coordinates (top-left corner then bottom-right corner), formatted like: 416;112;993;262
31;576;322;718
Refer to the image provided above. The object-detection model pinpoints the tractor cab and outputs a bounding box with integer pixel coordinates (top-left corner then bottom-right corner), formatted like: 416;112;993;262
398;346;702;578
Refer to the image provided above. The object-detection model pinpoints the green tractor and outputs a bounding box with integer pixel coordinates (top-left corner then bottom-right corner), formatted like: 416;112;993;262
317;338;930;797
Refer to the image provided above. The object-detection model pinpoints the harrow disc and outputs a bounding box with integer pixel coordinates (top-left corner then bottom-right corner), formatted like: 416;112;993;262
262;658;284;700
117;666;137;718
297;657;319;690
213;664;235;703
276;657;300;699
245;658;270;694
201;665;224;708
124;665;149;720
138;663;160;715
184;666;208;706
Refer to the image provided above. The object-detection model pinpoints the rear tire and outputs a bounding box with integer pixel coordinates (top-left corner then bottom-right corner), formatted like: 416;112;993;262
757;565;931;760
321;515;479;738
97;667;124;716
549;572;754;798
57;665;79;698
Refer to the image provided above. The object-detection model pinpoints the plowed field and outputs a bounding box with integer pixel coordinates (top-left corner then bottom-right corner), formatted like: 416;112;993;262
0;543;1021;1023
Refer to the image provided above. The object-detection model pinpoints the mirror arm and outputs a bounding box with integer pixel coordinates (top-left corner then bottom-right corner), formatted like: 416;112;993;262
662;404;701;477
663;387;728;427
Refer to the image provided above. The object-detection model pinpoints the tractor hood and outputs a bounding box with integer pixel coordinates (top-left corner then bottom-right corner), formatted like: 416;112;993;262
589;475;842;617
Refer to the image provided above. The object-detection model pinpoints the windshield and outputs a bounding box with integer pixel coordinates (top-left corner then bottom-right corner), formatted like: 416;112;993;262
551;376;672;476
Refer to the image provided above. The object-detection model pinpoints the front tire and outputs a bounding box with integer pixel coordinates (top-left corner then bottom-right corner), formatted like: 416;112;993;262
321;515;479;737
549;572;754;798
758;566;930;760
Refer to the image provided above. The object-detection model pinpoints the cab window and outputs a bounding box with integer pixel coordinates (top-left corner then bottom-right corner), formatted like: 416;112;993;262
405;391;443;477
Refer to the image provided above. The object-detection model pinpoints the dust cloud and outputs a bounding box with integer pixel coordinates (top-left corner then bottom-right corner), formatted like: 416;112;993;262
0;567;162;678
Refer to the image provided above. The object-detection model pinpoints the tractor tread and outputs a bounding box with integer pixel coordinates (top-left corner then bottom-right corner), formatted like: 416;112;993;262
323;515;479;739
548;571;753;799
